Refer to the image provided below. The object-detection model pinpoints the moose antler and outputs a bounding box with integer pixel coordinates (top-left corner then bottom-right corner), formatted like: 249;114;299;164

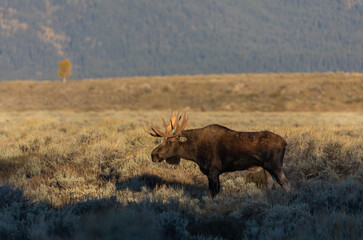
144;111;188;138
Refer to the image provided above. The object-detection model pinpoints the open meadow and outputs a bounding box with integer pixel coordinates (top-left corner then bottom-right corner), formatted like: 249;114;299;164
1;73;363;239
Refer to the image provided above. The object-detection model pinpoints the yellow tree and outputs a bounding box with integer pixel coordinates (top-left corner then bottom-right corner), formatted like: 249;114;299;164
58;59;72;82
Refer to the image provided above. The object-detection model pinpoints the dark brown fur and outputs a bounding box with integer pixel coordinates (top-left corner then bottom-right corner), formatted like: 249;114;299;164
151;124;290;197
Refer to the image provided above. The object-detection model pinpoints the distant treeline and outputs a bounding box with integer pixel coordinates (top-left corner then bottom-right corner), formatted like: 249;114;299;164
0;0;362;80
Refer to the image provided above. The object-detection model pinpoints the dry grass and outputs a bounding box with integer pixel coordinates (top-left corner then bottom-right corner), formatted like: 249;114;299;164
0;72;362;112
1;72;363;238
0;111;362;206
0;110;363;238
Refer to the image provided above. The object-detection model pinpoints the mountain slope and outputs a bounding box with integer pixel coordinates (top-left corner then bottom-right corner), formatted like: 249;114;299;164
0;0;362;80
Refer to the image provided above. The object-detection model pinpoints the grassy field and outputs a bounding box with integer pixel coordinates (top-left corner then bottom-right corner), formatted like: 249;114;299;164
0;73;362;112
0;73;363;239
1;110;363;239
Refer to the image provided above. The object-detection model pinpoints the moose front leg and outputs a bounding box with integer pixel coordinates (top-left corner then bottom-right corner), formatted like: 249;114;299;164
207;170;221;198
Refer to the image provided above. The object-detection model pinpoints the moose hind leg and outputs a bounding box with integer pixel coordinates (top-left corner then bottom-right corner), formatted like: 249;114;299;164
270;169;290;191
208;172;221;198
264;170;274;190
266;147;290;191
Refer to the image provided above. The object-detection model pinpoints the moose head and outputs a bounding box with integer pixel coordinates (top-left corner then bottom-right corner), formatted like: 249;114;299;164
144;111;189;165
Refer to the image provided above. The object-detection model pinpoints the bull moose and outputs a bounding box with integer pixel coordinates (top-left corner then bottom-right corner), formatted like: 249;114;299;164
144;111;290;197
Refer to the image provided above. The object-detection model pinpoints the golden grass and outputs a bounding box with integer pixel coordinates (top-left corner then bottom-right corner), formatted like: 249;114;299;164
1;73;362;238
0;72;362;112
0;111;362;208
0;73;362;238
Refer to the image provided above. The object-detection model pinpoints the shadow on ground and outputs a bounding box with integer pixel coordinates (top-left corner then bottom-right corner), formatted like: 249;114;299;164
116;173;208;198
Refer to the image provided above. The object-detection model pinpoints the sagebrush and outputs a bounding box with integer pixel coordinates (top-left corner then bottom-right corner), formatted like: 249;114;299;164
0;111;362;239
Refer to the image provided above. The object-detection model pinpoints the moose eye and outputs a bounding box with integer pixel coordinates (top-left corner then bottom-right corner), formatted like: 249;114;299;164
167;140;173;146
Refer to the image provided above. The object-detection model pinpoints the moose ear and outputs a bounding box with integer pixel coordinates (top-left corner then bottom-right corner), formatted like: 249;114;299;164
177;136;188;143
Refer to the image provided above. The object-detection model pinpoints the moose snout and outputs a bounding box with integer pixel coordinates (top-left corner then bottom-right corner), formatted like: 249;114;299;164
151;149;164;162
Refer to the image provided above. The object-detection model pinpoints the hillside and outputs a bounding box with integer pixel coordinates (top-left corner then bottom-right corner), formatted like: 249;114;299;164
0;73;362;112
0;0;362;80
